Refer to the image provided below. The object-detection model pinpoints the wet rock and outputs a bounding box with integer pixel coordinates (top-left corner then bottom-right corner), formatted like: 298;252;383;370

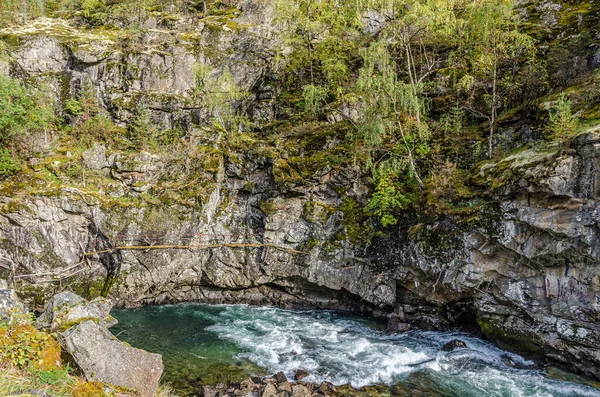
502;356;538;370
291;385;311;397
274;371;288;384
317;383;336;395
203;383;228;397
61;320;163;397
386;322;411;334
293;369;310;381
441;339;468;352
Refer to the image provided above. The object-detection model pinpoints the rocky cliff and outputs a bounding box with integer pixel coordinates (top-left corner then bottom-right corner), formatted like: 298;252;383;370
0;0;599;383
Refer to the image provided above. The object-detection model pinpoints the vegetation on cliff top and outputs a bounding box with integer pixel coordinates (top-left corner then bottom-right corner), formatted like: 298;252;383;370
0;0;598;226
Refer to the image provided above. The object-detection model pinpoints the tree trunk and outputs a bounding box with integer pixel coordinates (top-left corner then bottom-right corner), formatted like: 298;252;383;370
489;52;497;159
399;122;425;190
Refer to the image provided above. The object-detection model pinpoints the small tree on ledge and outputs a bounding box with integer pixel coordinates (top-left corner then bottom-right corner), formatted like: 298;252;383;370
544;93;578;142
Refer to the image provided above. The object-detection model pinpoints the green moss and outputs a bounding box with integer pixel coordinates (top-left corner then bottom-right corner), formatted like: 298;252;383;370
58;317;100;332
70;276;106;300
477;318;543;353
322;232;345;253
240;181;255;193
16;285;54;310
338;197;374;245
258;199;277;216
304;237;320;251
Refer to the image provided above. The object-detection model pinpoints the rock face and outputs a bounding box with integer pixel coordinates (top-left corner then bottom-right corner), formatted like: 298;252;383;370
38;292;163;397
0;0;599;383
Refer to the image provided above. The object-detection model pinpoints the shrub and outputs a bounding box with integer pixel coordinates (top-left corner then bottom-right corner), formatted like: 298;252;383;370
367;175;410;227
0;75;55;148
544;93;578;141
0;148;20;178
0;310;62;371
425;161;473;213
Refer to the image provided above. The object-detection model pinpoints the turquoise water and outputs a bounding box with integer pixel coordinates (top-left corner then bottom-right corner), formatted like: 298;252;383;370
110;303;600;397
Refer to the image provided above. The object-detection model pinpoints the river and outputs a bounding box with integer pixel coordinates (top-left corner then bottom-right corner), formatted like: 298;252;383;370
110;303;600;397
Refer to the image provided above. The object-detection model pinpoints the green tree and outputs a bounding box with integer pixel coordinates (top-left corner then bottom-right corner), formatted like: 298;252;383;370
354;41;429;224
452;0;535;157
544;93;578;141
192;63;249;137
0;75;55;177
274;0;365;116
0;75;54;146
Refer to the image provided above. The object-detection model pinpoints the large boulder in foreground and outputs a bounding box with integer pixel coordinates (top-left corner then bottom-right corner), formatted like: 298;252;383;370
38;292;163;397
62;320;163;397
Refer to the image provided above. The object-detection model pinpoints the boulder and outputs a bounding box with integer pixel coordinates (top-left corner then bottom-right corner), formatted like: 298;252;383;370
234;378;261;397
293;369;310;381
317;382;336;395
62;320;163;397
262;383;278;397
441;339;468;352
274;371;288;384
0;280;24;321
36;291;117;331
277;382;292;393
82;143;109;171
291;385;311;397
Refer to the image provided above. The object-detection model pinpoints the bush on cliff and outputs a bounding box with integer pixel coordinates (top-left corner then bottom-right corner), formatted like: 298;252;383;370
0;75;55;177
544;93;579;141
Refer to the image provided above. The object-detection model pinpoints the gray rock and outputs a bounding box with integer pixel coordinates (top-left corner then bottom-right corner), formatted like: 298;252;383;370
62;320;163;397
82;143;108;171
0;283;24;321
293;369;310;381
0;5;599;381
36;291;117;331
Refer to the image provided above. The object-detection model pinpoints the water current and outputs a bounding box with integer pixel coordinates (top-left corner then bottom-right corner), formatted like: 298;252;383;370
110;303;600;396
